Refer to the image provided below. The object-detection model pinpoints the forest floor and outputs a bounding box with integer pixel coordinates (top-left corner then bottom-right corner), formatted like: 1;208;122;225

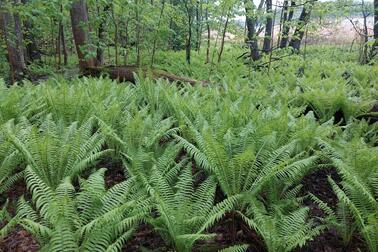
0;163;368;252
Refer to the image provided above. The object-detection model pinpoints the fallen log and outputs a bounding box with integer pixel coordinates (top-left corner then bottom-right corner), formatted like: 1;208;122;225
82;65;208;86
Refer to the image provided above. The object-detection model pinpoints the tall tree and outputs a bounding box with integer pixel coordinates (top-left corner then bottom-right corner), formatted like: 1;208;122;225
374;0;378;46
70;0;95;69
280;0;295;48
0;0;27;82
289;2;313;51
245;0;262;60
184;0;194;64
21;0;41;63
262;0;273;53
96;4;110;66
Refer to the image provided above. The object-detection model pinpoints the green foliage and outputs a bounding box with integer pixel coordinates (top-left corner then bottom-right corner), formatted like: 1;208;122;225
4;115;111;189
317;138;378;252
0;47;377;251
18;167;146;251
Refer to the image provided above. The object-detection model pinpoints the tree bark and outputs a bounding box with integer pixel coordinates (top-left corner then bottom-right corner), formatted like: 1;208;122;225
83;65;207;86
70;0;95;69
372;0;378;51
151;0;166;66
96;5;110;66
0;2;27;82
374;0;378;39
245;0;262;60
185;0;193;64
289;3;313;51
262;0;273;53
60;18;68;66
280;0;295;48
195;0;201;52
217;15;229;63
205;2;210;63
21;0;41;63
135;0;141;66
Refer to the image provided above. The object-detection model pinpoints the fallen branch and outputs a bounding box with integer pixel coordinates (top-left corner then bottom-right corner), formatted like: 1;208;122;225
83;65;208;86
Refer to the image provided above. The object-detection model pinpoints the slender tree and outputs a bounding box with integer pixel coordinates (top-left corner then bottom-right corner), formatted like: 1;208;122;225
373;0;378;52
0;0;27;82
375;0;378;39
205;0;210;63
262;0;273;53
59;5;68;66
244;0;262;60
184;0;194;64
21;0;41;64
70;0;95;69
96;4;110;66
289;2;313;51
217;14;229;63
151;0;166;66
280;0;295;48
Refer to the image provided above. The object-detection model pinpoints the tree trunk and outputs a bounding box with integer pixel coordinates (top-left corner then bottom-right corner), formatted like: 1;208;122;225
57;24;61;67
280;0;295;48
289;3;313;51
195;0;201;52
21;0;41;64
262;0;273;53
124;19;129;65
185;1;193;64
151;0;166;66
70;0;95;69
60;16;68;66
83;65;207;86
205;3;210;63
374;0;378;39
245;0;261;60
0;3;27;82
372;0;378;54
217;15;229;63
97;5;110;66
135;0;141;66
113;12;119;66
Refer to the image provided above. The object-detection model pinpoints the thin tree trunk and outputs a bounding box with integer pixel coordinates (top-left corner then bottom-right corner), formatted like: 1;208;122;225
205;3;210;63
135;0;141;66
361;0;369;63
70;0;95;69
124;19;129;65
185;1;193;64
372;0;378;55
0;2;27;82
289;2;313;51
151;0;166;66
280;0;295;48
195;0;201;51
217;15;229;63
51;19;56;65
374;0;378;39
60;16;68;66
57;24;61;67
21;0;41;63
197;1;203;53
245;0;262;60
112;10;119;66
262;0;273;53
97;5;110;66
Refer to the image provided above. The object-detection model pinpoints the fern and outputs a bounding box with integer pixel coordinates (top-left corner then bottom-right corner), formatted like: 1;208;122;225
4;116;111;188
17;168;146;252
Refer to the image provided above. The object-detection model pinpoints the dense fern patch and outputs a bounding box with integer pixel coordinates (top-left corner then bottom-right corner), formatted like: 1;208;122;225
0;48;377;252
